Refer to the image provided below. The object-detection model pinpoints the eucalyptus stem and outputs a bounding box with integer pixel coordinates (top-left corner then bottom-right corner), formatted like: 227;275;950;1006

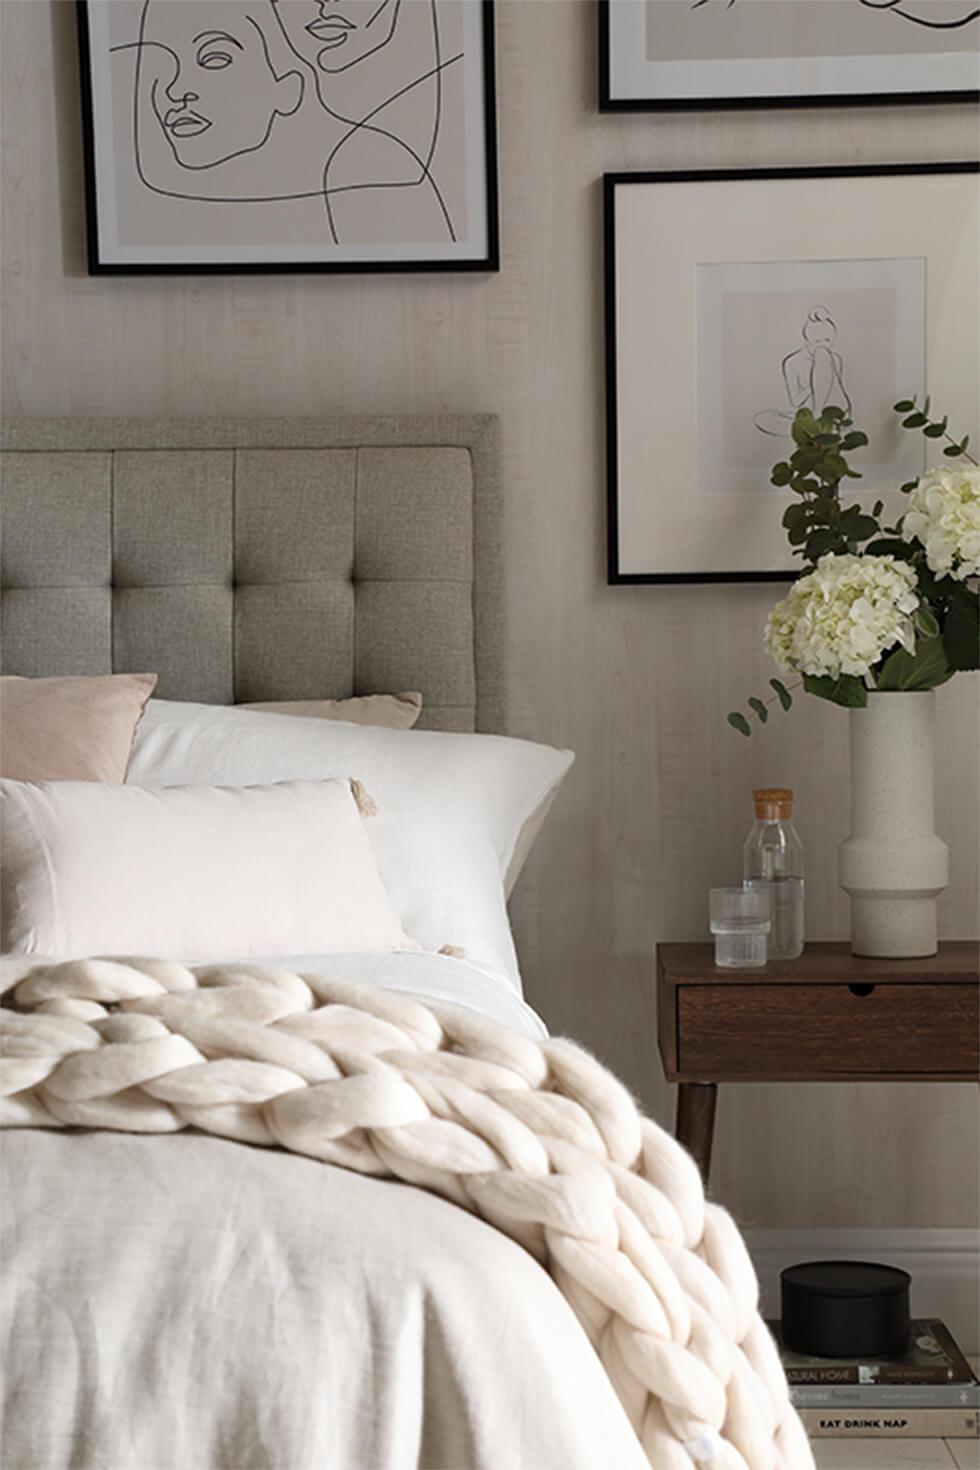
944;432;977;468
893;398;977;470
727;678;802;737
728;394;978;737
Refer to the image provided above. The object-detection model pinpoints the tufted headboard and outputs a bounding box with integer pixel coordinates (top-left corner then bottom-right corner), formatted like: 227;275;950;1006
0;416;503;734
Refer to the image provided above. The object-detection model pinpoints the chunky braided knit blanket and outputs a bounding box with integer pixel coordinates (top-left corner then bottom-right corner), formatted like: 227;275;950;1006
0;957;813;1470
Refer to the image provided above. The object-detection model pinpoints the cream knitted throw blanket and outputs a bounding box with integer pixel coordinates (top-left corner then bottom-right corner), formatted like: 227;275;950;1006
0;957;813;1470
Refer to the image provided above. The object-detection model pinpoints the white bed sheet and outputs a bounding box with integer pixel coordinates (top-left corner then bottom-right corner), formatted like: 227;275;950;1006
238;950;548;1038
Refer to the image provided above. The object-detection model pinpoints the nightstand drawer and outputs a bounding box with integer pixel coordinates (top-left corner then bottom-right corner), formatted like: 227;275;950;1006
677;982;979;1077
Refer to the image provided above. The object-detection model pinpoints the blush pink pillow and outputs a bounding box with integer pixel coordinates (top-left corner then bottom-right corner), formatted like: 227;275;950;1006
0;674;157;782
0;777;416;961
241;692;422;728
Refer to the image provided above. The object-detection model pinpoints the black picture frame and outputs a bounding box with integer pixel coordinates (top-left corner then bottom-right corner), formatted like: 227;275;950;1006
77;0;499;276
598;0;980;113
605;161;980;586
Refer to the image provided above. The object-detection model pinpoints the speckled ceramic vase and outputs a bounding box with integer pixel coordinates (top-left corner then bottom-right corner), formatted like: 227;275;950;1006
839;691;948;959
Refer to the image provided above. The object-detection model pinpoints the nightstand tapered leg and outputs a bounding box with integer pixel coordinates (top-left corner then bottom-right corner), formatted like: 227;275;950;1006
676;1083;717;1185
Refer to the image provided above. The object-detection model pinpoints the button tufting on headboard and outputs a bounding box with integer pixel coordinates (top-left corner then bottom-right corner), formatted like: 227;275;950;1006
0;416;504;733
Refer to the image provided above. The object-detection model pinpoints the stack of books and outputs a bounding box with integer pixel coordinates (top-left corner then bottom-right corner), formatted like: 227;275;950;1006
768;1318;980;1439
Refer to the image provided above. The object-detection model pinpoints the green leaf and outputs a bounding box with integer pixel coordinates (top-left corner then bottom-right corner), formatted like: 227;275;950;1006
914;607;941;639
802;673;868;708
770;462;792;487
893;399;915;412
865;538;914;558
808;498;836;526
804;528;843;560
769;678;793;710
790;446;819;472
727;711;751;737
900;480;920;493
782;503;806;531
923;423;946;439
876;635;951;693
748;696;769;724
872;500;884;517
950;579;979;609
822;405;846;422
943;594;980;672
903;413;928;429
916;565;946;602
841;431;869;451
791;409;818;446
819;453;849;480
848;514;880;542
944;444;964;458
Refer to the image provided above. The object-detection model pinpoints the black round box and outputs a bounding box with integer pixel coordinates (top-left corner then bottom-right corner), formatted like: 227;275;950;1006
780;1260;911;1358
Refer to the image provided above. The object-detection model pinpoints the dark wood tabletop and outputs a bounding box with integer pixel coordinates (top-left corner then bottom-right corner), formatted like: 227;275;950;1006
658;940;979;984
656;940;979;1182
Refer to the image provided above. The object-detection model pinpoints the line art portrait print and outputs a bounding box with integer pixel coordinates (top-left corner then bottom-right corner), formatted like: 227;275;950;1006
601;0;980;109
78;0;498;272
754;307;854;440
689;0;979;30
696;256;927;504
602;164;979;583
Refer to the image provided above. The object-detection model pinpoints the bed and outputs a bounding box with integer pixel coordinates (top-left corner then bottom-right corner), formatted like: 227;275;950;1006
0;415;652;1470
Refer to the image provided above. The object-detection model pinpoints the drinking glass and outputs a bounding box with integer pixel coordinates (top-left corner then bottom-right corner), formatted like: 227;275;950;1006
709;885;771;969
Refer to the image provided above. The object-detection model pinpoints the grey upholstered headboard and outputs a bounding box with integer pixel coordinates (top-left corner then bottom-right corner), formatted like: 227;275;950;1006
0;416;503;734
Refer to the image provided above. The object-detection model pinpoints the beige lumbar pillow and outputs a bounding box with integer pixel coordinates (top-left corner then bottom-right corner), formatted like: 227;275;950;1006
241;692;422;729
0;776;417;960
0;674;158;783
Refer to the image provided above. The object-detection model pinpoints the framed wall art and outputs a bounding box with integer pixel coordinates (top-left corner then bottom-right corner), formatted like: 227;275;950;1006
599;0;980;111
77;0;498;274
605;163;980;584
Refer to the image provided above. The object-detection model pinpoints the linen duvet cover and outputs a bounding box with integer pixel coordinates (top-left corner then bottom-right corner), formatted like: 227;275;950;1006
0;953;648;1470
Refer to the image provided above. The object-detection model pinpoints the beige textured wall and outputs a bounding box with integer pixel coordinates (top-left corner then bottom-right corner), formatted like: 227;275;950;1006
3;0;978;1229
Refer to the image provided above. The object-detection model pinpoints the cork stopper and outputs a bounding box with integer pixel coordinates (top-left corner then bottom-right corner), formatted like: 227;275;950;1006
753;787;793;820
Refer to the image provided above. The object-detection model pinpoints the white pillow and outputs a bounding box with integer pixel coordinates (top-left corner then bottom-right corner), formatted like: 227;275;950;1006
128;702;574;985
0;777;415;962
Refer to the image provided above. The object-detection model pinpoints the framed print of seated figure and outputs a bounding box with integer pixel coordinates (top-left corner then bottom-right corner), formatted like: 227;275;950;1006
77;0;499;272
600;0;980;110
604;162;980;583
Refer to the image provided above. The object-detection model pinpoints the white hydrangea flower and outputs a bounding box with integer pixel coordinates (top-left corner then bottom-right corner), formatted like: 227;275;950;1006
764;553;919;680
902;466;980;582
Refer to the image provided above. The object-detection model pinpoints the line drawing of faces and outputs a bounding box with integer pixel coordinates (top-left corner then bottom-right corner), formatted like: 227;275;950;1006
112;0;464;246
691;0;979;25
271;0;460;244
127;0;304;171
855;0;979;29
271;0;404;80
754;307;854;438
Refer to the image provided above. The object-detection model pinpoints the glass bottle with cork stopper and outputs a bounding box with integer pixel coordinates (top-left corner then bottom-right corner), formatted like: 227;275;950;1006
743;788;805;961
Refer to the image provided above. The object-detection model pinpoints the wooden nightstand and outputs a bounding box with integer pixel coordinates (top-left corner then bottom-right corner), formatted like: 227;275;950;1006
656;941;980;1183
